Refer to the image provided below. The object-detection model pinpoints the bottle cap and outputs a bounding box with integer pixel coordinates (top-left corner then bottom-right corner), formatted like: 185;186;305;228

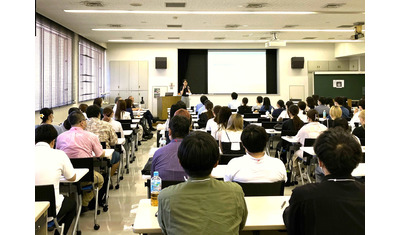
154;171;159;177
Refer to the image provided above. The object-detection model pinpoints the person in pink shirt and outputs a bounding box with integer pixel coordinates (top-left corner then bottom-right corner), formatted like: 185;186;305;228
56;111;104;212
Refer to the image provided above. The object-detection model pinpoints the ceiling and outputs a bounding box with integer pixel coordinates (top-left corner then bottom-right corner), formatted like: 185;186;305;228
36;0;365;44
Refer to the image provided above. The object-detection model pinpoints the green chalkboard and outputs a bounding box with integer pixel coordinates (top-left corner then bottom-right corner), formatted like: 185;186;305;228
314;73;365;100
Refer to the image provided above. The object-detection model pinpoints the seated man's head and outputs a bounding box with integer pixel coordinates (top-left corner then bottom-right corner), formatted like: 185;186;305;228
178;132;220;178
86;105;101;119
314;128;362;176
35;124;58;146
231;92;238;100
68;111;86;129
241;125;268;154
168;115;191;139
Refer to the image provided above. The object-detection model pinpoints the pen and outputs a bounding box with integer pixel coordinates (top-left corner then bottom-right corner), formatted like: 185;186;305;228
281;201;286;209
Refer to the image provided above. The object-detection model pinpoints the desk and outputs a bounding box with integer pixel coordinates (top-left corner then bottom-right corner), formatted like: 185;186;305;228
133;196;289;234
250;123;262;126
104;149;114;159
243;118;258;123
281;136;299;144
132;119;141;124
300;146;365;155
117;138;126;145
35;202;50;235
60;168;89;235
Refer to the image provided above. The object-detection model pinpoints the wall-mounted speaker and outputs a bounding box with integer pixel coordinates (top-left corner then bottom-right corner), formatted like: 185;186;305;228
291;57;304;69
155;57;167;69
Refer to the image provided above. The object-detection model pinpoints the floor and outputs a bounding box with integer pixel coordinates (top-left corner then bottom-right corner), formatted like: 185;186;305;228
61;132;296;235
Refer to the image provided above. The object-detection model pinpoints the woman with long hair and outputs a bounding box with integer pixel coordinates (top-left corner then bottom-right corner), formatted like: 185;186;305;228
114;100;130;120
219;113;244;154
260;97;274;114
215;106;232;140
198;100;214;128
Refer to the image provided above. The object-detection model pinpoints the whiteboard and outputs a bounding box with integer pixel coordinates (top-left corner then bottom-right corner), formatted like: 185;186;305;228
207;50;267;94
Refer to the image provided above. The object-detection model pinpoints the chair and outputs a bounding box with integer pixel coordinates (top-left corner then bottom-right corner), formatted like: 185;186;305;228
144;179;185;198
261;122;280;129
218;153;244;165
220;142;246;155
35;185;64;235
244;113;261;118
234;181;285;196
69;158;101;230
118;119;137;173
297;138;316;185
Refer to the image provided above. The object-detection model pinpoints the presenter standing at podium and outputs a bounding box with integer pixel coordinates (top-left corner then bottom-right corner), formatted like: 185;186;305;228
180;79;191;108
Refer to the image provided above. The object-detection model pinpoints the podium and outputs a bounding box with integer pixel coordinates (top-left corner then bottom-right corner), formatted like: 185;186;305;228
157;96;182;120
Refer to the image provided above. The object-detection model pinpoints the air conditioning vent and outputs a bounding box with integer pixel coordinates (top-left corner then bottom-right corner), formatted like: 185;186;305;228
214;37;226;40
225;24;241;29
283;25;299;28
165;2;186;8
168;37;180;39
246;3;268;8
303;37;317;39
167;24;182;28
81;1;104;7
108;24;122;28
337;25;354;28
122;37;133;40
322;3;345;8
130;3;142;7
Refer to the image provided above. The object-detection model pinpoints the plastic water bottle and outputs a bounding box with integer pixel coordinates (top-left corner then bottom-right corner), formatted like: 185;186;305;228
323;110;326;119
159;136;167;147
151;171;162;206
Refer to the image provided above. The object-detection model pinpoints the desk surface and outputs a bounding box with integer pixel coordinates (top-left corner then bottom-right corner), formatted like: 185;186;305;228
133;196;289;233
243;118;258;122
117;138;126;145
265;129;281;135
123;130;133;136
281;136;299;143
35;201;50;222
300;146;365;155
60;168;89;183
104;149;114;159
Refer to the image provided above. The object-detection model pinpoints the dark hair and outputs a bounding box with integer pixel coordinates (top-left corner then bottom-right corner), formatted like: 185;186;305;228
298;101;307;114
63;108;81;130
334;96;344;106
358;99;365;110
114;96;121;104
103;106;114;117
333;118;350;132
178;131;220;178
216;106;232;128
263;97;271;107
256;96;263;103
79;104;88;113
231;92;238;100
68;111;86;126
35;124;58;144
285;101;294;109
288;105;304;131
326;97;334;107
312;94;319;105
93;97;103;107
86;105;101;118
125;98;133;108
314;128;362;175
200;95;208;104
169;115;191;139
213;105;222;123
277;100;284;109
115;100;127;120
40;108;53;124
204;100;214;119
176;100;187;110
306;96;315;109
318;97;326;105
241;125;268;153
170;104;179;120
242;97;249;106
307;109;319;122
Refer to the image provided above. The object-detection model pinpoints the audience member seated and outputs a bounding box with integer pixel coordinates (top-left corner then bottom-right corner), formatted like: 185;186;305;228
342;96;352;116
35;124;77;235
125;98;135;119
218;113;244;154
326;97;334;107
260;96;274;114
128;95;156;131
61;107;81;132
352;110;365;140
115;99;145;142
37;108;64;136
157;131;248;234
198;100;214;128
112;96;122;114
206;105;221;138
224;125;287;182
237;97;253;114
102;106;127;158
79;103;89;119
315;96;330;116
86;105;120;176
252;96;263;112
93;97;104;119
297;101;308;123
278;101;293;121
151;115;191;181
291;110;327;179
283;128;365;235
272;100;285;118
228;92;241;110
305;96;315;111
350;99;365;130
323;106;342;128
56;111;105;213
196;95;208;116
214;106;232;140
334;96;350;119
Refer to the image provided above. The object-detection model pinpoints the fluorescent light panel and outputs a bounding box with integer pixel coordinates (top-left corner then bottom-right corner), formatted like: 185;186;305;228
93;28;356;32
108;39;364;43
65;10;317;15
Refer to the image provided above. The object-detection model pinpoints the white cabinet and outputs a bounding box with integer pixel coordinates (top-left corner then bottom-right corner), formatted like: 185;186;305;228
307;61;329;72
328;60;349;71
349;60;359;71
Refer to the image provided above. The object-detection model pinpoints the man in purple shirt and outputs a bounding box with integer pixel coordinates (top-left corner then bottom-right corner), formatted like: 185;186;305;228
151;115;191;181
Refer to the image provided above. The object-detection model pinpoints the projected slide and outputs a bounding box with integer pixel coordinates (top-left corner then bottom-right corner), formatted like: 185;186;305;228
208;50;266;93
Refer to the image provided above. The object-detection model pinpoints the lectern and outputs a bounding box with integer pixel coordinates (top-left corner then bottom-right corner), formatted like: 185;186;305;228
157;96;182;120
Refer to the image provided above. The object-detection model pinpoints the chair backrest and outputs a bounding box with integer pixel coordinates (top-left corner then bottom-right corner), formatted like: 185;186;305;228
218;153;244;165
100;141;106;149
244;113;261;118
234;181;285;196
118;119;133;130
262;122;280;129
230;109;237;112
281;129;298;137
145;179;185;198
35;184;57;217
116;132;121;138
258;117;277;123
69;158;94;182
304;138;316;147
259;110;266;115
220;142;246;155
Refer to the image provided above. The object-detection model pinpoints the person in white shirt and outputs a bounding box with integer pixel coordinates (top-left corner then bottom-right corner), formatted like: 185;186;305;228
291;109;328;179
214;107;232;140
35;124;76;235
252;96;263;112
114;99;144;143
219;113;244;154
206;105;221;137
228;92;241;110
224;124;287;183
349;99;365;131
297;101;308;123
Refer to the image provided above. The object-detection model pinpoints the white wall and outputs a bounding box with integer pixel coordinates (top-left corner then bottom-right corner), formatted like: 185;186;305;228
335;42;365;58
106;43;339;115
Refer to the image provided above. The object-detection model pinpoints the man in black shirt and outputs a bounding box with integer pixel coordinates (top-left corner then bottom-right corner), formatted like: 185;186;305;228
283;128;364;235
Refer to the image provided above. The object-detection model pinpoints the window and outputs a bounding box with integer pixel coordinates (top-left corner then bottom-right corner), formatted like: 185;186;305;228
35;14;73;111
78;38;105;102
